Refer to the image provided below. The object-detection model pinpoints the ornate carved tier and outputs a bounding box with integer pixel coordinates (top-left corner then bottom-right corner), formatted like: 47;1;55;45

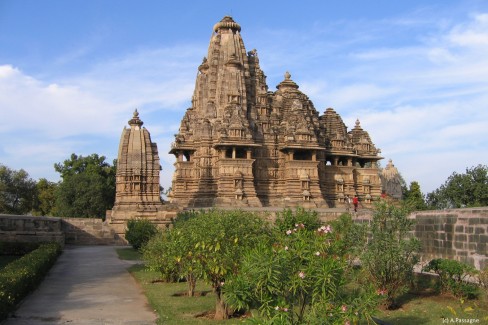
170;16;384;208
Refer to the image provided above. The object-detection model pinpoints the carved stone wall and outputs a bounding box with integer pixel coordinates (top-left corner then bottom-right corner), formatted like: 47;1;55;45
169;16;383;209
380;159;403;199
108;110;175;235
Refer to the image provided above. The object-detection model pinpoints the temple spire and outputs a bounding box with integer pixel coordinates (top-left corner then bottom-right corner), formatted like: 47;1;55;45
128;109;144;128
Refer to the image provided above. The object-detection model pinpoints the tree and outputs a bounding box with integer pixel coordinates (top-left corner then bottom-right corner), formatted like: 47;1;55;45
426;165;488;209
54;154;116;218
32;178;58;216
0;164;36;215
361;199;421;309
144;209;269;320
403;181;426;211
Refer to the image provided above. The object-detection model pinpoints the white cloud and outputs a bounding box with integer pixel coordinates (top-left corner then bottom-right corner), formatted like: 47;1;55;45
2;8;488;197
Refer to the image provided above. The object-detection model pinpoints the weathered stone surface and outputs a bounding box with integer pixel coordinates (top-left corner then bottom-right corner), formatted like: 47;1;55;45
380;159;402;199
169;16;383;209
108;110;175;236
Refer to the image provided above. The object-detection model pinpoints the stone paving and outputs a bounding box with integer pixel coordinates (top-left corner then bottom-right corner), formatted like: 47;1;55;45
4;246;156;325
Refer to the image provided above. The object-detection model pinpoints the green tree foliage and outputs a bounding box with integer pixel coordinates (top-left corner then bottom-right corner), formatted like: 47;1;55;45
125;218;159;250
426;164;488;209
224;209;377;324
361;199;421;309
143;230;187;284
143;220;202;297
32;178;57;216
143;209;268;320
423;258;479;299
54;154;116;218
403;181;427;211
0;164;36;215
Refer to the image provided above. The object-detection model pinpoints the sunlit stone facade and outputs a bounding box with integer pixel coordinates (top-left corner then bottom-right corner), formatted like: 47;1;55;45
169;16;383;208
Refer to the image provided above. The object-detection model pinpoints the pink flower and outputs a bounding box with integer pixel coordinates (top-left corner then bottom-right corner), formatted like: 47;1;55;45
285;246;289;251
275;306;280;310
283;308;289;312
345;320;350;325
298;271;305;279
220;281;225;286
286;230;292;235
315;251;320;256
341;305;347;312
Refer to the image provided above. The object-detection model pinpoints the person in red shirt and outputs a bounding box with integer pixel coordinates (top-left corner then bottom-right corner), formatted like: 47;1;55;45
353;195;359;212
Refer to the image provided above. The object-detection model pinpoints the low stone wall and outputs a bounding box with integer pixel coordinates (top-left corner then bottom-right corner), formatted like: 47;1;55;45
62;218;126;245
0;215;126;246
0;214;65;246
1;208;487;270
412;208;488;270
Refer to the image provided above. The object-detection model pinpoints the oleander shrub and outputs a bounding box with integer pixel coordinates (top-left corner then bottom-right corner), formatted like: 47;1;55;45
223;209;379;325
361;199;421;309
423;258;479;299
125;218;159;250
0;242;62;320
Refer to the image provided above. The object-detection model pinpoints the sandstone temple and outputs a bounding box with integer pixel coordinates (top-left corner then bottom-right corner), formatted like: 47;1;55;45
108;109;175;233
168;16;384;209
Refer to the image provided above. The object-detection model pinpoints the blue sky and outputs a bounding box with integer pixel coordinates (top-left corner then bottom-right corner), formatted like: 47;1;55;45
1;0;487;194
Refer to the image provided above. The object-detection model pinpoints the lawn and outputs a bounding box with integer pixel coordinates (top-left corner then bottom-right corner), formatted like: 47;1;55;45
116;246;143;260
376;274;488;325
118;247;488;325
128;264;244;325
117;247;243;324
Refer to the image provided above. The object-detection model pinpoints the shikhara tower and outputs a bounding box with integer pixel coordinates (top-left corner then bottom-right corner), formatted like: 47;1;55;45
169;16;383;208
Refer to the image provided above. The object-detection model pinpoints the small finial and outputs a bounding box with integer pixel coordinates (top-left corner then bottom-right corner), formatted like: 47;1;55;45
355;118;360;127
129;109;144;127
285;71;291;80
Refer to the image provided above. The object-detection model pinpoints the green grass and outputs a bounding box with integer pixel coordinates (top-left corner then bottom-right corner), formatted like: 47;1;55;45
375;274;488;325
127;265;244;325
116;246;143;261
121;255;488;325
377;293;488;324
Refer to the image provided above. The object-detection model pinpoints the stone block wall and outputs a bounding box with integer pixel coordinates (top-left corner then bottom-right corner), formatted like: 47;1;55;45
412;208;488;270
0;214;65;246
62;218;126;245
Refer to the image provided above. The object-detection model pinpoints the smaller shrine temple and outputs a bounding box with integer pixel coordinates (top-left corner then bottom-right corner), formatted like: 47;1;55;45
107;110;174;234
380;159;403;199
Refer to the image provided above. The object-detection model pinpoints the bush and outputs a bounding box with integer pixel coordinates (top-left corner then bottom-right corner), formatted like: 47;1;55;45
423;258;479;299
142;230;182;284
275;207;322;233
361;199;421;309
0;242;62;320
224;209;379;324
125;218;159;250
